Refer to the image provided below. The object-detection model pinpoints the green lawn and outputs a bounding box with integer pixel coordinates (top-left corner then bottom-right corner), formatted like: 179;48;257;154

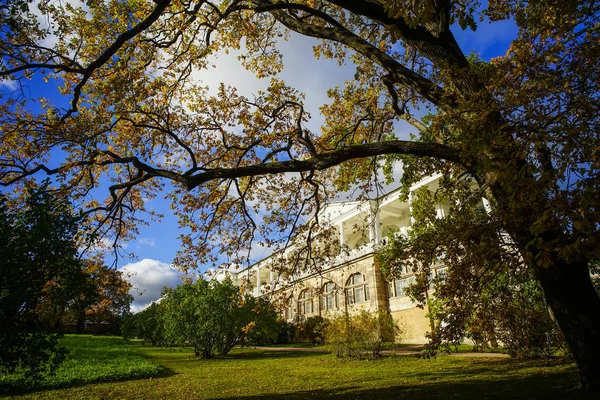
267;342;325;349
0;335;162;396
2;335;594;399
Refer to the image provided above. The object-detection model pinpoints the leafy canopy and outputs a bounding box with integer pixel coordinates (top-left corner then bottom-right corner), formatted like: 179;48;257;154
0;1;597;270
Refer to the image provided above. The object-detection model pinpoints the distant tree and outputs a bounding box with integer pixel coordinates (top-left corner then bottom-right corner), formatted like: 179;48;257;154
122;302;168;346
34;259;133;335
162;279;278;358
0;184;81;377
67;260;134;334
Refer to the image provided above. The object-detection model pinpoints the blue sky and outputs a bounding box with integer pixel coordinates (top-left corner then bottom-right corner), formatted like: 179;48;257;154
0;8;519;312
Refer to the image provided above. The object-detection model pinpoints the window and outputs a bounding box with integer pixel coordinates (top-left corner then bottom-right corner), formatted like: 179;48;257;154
321;282;337;311
388;276;415;297
346;273;370;305
436;267;448;281
387;280;394;298
298;290;313;315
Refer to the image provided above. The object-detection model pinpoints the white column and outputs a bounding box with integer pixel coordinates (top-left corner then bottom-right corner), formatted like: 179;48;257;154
255;266;261;296
339;222;345;247
408;193;416;225
482;198;493;214
436;204;445;218
369;200;382;244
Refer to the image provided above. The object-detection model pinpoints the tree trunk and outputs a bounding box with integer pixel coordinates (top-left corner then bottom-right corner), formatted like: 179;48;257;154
76;309;86;334
486;176;600;391
536;255;600;391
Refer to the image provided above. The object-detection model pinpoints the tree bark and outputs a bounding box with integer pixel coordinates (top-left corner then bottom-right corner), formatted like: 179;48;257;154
485;174;600;391
536;254;600;391
76;309;86;334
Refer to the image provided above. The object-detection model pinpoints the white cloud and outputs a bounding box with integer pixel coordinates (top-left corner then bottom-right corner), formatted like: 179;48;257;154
120;259;185;313
137;237;156;247
249;242;274;264
0;79;18;91
82;236;127;255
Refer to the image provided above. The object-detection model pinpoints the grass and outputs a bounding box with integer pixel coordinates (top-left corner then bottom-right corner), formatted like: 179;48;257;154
0;335;162;395
267;342;325;349
2;335;595;400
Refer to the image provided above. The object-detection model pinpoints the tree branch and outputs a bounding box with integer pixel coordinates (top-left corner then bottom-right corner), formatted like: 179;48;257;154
185;140;461;189
62;0;173;119
254;0;450;109
326;0;478;96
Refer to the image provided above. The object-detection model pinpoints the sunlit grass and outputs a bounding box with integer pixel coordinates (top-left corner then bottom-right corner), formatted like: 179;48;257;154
3;335;593;399
0;335;161;395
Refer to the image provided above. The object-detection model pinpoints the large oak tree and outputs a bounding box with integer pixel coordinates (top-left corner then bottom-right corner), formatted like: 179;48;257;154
1;0;599;390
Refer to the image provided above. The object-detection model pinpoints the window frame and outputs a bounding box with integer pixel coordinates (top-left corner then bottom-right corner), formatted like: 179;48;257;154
388;275;415;298
298;289;313;315
321;282;337;311
345;273;370;305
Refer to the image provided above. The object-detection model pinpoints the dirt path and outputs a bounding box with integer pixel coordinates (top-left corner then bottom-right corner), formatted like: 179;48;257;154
251;345;510;358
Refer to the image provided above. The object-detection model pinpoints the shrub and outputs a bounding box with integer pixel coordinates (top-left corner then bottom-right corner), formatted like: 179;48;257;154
245;298;280;346
276;320;296;344
121;302;168;346
325;311;401;359
162;279;279;358
296;316;327;344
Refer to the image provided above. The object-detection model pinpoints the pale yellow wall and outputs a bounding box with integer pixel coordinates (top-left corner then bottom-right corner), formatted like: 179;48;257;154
391;306;431;344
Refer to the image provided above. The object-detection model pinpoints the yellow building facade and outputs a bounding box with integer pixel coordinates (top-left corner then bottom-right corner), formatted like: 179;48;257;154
213;174;453;343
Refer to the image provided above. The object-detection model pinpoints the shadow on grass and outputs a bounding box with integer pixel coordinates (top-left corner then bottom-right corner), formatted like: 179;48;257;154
223;349;325;361
0;365;175;397
210;375;595;400
148;347;326;362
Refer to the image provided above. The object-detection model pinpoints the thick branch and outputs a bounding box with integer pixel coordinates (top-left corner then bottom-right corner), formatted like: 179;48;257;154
326;0;479;96
254;1;450;109
185;140;461;189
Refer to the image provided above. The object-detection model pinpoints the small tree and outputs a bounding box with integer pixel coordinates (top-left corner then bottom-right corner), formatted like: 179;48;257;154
0;184;81;378
162;279;277;358
122;302;168;346
325;311;401;359
378;187;566;358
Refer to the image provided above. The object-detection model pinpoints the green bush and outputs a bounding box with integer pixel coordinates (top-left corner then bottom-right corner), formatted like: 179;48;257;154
325;311;401;359
296;316;327;344
276;320;296;344
245;298;280;346
162;279;279;358
121;302;168;346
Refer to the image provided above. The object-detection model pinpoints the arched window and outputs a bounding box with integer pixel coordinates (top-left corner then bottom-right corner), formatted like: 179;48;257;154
298;289;313;315
346;273;369;305
321;282;337;311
